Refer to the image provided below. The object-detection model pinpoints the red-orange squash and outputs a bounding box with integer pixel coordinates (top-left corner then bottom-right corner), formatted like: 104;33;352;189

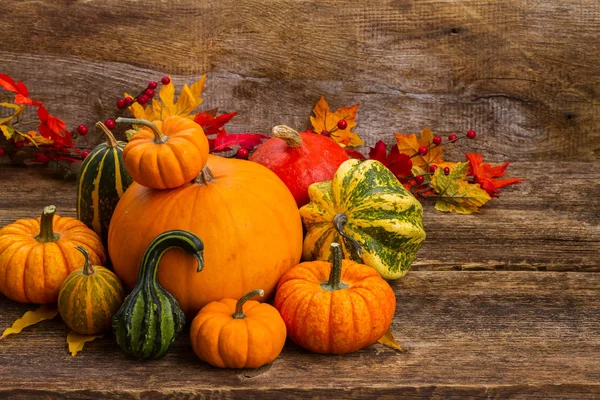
190;289;286;368
118;116;209;189
274;242;396;354
108;155;303;317
0;205;106;304
250;125;349;207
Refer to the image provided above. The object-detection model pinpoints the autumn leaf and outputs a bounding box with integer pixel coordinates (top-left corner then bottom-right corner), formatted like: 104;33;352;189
395;128;447;170
1;304;58;339
0;125;14;140
0;102;26;125
465;153;523;198
369;140;413;178
0;74;41;106
377;327;406;353
126;75;206;121
310;97;363;147
210;128;269;152
66;331;103;357
194;109;237;136
430;162;491;214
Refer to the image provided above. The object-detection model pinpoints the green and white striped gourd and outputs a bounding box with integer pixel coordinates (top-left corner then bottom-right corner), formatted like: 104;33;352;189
76;121;133;249
300;159;426;280
111;230;204;359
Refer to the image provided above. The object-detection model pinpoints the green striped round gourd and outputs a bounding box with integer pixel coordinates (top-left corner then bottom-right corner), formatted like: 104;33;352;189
111;230;205;360
300;159;426;280
58;246;125;335
76;121;133;249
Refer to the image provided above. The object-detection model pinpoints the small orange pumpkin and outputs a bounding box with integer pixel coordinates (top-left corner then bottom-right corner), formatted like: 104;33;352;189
118;116;209;189
274;242;396;354
0;205;106;304
190;289;287;368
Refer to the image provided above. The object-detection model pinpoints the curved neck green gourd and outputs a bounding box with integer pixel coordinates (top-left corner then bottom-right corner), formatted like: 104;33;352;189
321;243;349;291
333;213;363;259
112;230;204;360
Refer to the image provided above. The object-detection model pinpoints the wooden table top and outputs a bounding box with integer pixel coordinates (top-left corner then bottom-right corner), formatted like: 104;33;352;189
0;163;598;399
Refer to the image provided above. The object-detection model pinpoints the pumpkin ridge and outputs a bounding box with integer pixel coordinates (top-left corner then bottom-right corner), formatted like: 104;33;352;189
18;243;35;303
66;276;86;330
94;271;122;303
0;240;27;299
349;287;372;347
25;243;45;303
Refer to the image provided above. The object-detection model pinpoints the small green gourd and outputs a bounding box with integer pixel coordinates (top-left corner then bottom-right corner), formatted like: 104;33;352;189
111;230;204;359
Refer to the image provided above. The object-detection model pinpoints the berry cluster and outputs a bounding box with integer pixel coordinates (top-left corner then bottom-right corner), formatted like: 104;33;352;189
72;76;172;160
412;130;476;179
319;119;348;138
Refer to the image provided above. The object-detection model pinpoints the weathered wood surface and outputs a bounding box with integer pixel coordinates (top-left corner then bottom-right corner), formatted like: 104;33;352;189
1;0;599;161
0;271;599;399
1;162;598;272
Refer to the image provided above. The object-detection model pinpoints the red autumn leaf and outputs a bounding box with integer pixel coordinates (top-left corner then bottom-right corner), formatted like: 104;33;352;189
209;129;268;153
37;106;72;147
194;109;237;136
0;74;41;106
368;140;412;178
345;149;366;159
465;152;523;198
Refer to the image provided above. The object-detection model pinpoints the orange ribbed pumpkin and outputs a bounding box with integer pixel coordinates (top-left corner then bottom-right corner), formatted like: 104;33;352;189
190;289;287;368
0;206;106;304
274;243;396;354
108;155;303;317
118;116;209;189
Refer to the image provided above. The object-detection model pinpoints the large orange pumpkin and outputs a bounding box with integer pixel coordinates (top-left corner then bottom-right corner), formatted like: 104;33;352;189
0;205;106;304
108;155;303;317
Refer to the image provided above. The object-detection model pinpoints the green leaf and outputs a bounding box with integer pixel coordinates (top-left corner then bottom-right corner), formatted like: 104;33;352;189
430;162;491;214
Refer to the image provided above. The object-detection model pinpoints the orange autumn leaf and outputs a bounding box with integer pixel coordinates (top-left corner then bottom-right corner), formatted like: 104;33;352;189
465;153;523;198
310;96;363;147
395;128;448;170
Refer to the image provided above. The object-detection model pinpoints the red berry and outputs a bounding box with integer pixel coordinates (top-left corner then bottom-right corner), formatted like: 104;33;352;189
124;97;134;106
15;141;24;149
321;130;330;137
161;76;171;85
236;148;249;159
81;150;90;160
337;119;348;130
137;95;149;105
77;124;88;136
418;146;428;156
415;175;425;185
117;98;127;109
448;134;458;143
0;148;5;156
443;167;450;175
433;135;442;145
429;165;438;173
144;89;155;98
147;81;158;90
467;129;476;139
104;119;116;130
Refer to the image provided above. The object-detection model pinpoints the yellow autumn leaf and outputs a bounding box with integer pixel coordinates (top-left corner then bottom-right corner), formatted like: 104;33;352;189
395;127;449;170
158;80;175;117
66;331;103;356
310;96;363;147
1;304;58;339
0;103;25;125
377;327;406;353
1;124;14;140
430;162;491;214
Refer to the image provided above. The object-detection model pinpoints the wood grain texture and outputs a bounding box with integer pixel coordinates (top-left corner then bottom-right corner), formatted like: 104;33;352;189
1;161;598;272
0;0;599;161
0;271;598;399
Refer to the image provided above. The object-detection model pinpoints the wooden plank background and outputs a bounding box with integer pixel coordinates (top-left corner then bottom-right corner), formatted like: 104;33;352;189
1;0;599;162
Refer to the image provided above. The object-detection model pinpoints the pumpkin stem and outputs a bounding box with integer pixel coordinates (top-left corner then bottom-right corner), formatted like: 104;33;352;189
75;246;95;275
195;165;215;185
322;243;349;291
137;230;205;285
272;125;302;148
232;289;264;319
115;117;167;144
333;213;363;259
35;205;59;243
96;121;119;148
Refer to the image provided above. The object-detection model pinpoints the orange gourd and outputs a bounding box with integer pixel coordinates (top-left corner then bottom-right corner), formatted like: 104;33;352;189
118;116;209;189
190;289;286;368
274;242;396;354
0;205;106;304
108;155;303;317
